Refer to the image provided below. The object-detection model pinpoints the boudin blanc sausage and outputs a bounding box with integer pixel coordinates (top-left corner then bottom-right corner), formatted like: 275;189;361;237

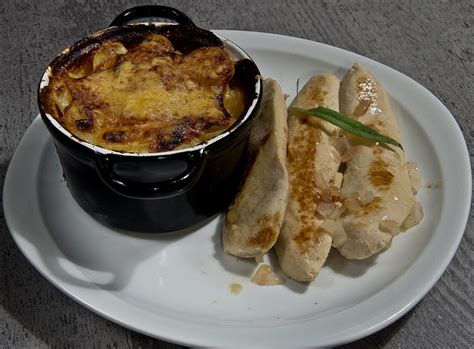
336;64;416;259
223;79;289;258
275;74;342;281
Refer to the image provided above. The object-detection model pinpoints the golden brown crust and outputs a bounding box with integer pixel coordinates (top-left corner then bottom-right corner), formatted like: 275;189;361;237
42;33;242;152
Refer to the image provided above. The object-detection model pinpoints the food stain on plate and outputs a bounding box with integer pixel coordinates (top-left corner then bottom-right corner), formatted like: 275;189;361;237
425;180;442;189
229;282;243;295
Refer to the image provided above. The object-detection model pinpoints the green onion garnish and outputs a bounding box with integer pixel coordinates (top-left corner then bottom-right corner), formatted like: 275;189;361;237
293;106;403;150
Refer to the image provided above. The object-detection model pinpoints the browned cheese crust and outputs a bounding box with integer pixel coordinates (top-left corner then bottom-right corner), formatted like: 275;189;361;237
42;34;243;152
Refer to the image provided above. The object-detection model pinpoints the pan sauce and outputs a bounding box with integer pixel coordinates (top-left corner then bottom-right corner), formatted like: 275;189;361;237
42;33;245;153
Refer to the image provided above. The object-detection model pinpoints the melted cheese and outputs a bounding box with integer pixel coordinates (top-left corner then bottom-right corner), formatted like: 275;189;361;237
46;34;242;152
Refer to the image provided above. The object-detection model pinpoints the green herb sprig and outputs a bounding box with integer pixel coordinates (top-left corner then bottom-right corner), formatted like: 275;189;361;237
293;106;403;150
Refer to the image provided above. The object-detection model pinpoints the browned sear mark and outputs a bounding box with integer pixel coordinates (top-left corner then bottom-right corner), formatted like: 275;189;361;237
286;122;326;254
353;98;372;117
293;227;323;254
248;227;276;249
360;196;381;215
247;213;281;249
369;159;394;187
305;82;327;105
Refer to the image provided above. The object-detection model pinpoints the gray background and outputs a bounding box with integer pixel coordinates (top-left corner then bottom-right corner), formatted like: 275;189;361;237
1;0;472;347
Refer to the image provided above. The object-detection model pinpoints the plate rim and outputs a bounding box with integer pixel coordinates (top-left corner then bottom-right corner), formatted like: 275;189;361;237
3;30;472;347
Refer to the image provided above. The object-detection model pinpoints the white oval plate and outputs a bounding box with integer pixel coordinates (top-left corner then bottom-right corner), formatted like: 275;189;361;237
3;31;471;348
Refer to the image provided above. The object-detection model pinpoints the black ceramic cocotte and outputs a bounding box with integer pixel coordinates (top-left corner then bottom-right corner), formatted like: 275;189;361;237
38;5;263;233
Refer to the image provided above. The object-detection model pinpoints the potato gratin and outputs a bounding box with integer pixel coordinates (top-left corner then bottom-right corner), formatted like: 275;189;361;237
42;33;245;152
